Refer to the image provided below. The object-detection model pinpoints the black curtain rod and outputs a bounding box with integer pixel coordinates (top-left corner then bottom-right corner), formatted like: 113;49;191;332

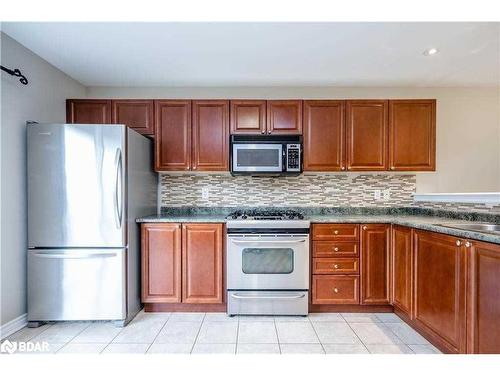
1;65;28;85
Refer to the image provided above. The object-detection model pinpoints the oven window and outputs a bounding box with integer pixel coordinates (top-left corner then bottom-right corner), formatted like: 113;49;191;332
242;248;294;274
237;149;281;167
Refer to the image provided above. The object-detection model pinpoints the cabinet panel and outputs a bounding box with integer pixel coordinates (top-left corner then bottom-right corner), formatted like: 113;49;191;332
182;224;223;304
346;100;388;171
141;224;182;303
66;99;111;124
360;224;390;305
230;100;266;134
414;230;466;353
389;100;436;171
267;100;302;134
467;240;500;354
192;100;229;171
154;100;191;171
312;275;359;304
390;225;413;317
303;100;345;171
112;100;154;135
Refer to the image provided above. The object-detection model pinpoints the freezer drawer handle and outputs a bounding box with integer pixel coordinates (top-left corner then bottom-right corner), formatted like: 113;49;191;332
230;293;306;300
32;252;117;259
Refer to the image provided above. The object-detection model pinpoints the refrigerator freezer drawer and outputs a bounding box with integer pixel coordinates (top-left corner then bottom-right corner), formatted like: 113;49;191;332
28;249;126;321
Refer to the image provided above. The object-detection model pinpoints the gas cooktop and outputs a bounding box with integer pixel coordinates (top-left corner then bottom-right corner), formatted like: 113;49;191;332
227;209;305;221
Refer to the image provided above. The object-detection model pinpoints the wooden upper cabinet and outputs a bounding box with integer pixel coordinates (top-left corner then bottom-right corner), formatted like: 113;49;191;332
360;224;390;305
66;99;111;124
182;224;223;304
467;240;500;354
390;225;413;318
303;100;345;171
414;230;466;354
230;100;266;134
112;100;154;135
155;100;191;171
389;99;436;171
141;223;182;303
346;100;388;171
192;100;229;171
267;100;303;134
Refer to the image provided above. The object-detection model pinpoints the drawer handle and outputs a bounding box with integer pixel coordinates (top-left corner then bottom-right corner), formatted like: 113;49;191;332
333;230;339;234
334;247;339;252
333;264;339;269
333;288;339;293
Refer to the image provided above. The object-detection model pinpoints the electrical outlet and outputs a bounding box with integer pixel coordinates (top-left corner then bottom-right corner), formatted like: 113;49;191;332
383;190;391;200
374;190;381;200
201;187;209;200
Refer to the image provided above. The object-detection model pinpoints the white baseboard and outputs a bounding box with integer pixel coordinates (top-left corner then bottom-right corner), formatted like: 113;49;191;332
0;314;28;340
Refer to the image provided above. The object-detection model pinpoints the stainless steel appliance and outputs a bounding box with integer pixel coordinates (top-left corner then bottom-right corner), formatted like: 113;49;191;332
27;123;157;326
230;135;302;176
226;210;310;316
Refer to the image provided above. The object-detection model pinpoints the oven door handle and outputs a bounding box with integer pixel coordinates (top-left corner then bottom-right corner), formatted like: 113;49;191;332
230;239;306;245
230;293;306;300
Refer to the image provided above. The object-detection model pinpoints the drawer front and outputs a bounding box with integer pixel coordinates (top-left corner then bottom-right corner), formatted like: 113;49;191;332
312;224;359;241
313;242;358;257
312;275;360;304
313;258;359;275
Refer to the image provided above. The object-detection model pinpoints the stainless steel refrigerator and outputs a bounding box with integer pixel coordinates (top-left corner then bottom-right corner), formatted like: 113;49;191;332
27;123;157;326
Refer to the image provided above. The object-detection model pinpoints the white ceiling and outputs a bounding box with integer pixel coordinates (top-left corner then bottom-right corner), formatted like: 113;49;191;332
2;22;499;87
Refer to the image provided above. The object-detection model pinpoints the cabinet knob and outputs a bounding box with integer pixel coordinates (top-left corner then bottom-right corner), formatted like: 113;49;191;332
390;166;395;170
456;240;462;246
333;288;339;293
362;226;367;230
333;264;339;269
341;166;345;170
333;230;339;234
261;130;265;134
334;247;339;252
465;241;471;248
267;131;271;134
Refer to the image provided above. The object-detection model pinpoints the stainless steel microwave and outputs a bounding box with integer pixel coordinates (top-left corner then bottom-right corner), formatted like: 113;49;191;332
230;135;302;176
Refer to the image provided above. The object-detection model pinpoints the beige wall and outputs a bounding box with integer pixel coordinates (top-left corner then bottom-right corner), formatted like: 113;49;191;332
1;33;86;326
87;86;500;194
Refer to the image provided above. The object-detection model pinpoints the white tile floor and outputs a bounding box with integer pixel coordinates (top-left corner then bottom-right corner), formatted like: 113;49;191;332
3;311;442;354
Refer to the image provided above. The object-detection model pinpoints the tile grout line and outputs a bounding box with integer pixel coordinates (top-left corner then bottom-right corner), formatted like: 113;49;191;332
144;313;172;354
54;322;92;353
342;315;373;354
308;317;326;354
99;322;127;354
189;313;206;354
273;317;282;354
235;316;240;355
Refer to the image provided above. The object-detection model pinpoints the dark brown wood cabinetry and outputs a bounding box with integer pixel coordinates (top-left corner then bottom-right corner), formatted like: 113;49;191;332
346;100;388;171
303;100;345;171
230;100;266;134
267;100;302;134
467;240;500;354
389;99;436;171
141;223;182;303
390;225;413;318
155;100;192;171
66;99;112;124
112;100;155;135
413;230;466;354
182;224;223;304
360;224;390;305
192;100;229;171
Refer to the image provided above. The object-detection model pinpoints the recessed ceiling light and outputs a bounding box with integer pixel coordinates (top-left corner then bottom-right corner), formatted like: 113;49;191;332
423;48;439;56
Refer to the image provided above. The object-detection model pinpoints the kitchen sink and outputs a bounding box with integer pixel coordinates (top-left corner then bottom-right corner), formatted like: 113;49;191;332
437;223;500;235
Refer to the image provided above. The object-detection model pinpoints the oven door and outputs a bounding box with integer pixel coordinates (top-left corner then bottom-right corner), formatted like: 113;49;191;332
227;234;309;290
232;143;283;173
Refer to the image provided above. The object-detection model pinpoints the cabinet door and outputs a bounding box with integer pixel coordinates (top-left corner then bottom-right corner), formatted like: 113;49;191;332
303;100;345;171
389;100;436;171
66;99;111;124
141;224;182;303
360;224;390;305
346;100;388;171
192;100;229;171
182;224;223;304
414;231;466;353
230;100;266;134
467;240;500;354
112;100;154;135
155;100;191;171
390;225;413;317
267;100;302;134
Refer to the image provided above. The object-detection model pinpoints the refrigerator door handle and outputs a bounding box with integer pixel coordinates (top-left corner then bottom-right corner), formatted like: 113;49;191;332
114;148;123;229
32;252;117;259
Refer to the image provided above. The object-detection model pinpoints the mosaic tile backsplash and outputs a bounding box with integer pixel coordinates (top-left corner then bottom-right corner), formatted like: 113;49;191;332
160;173;417;208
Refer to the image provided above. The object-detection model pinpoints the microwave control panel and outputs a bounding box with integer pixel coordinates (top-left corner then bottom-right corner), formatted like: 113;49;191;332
286;144;301;172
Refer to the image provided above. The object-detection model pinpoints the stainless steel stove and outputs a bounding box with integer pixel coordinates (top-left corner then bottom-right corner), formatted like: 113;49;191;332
226;209;310;316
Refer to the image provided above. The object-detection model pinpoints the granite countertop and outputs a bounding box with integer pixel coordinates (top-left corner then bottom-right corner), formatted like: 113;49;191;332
137;207;500;245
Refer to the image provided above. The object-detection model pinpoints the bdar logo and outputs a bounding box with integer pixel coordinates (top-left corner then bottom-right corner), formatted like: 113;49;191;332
1;340;17;354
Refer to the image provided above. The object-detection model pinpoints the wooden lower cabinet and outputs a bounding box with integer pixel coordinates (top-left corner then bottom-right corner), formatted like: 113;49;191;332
413;230;466;354
467;240;500;353
312;275;359;304
141;223;223;306
390;225;413;318
360;224;390;305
